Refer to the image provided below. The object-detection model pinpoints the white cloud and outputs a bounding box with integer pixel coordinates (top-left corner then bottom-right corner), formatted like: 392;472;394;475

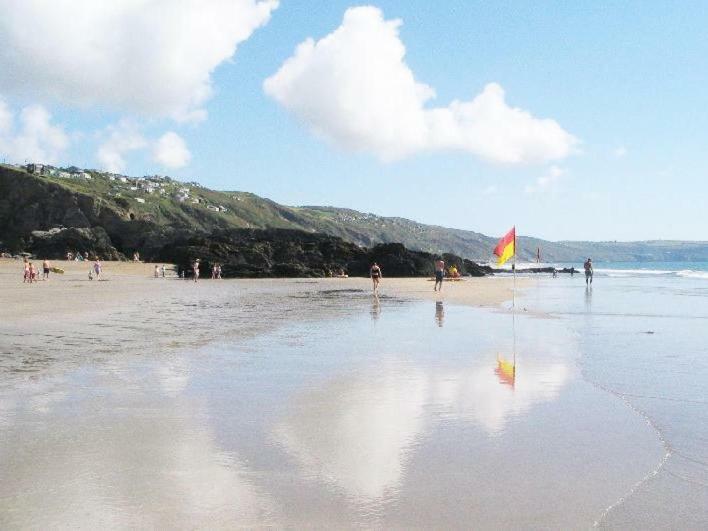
96;120;147;173
97;123;193;172
613;145;627;158
153;132;191;169
525;165;565;194
0;97;69;164
0;0;278;121
265;6;577;164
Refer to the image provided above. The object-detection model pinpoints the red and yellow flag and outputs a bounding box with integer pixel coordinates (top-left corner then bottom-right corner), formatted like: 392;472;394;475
493;226;515;265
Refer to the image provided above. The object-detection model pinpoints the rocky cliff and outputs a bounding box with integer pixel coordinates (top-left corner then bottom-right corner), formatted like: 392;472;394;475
0;166;489;277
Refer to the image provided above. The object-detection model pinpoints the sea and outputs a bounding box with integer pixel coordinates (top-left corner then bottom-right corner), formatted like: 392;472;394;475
518;261;708;528
1;262;706;528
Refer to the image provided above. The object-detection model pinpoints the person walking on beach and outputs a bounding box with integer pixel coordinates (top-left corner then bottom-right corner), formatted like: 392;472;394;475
42;259;51;280
584;258;593;285
434;258;445;292
93;259;102;280
154;265;160;278
193;259;200;282
160;264;165;278
370;262;382;294
23;259;30;283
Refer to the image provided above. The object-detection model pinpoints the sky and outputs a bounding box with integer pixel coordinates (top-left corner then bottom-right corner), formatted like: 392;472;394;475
1;0;707;242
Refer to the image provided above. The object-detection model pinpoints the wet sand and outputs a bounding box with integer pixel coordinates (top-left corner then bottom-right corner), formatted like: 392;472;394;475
0;259;666;528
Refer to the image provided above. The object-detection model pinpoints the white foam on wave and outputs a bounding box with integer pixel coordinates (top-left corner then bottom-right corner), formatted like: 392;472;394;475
596;268;708;279
677;269;708;279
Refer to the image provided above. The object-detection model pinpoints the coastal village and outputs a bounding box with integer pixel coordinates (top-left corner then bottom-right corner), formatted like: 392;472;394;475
21;162;231;214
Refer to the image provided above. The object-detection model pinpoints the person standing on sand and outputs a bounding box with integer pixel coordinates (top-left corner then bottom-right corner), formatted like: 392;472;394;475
160;264;165;278
93;259;102;280
23;259;30;283
370;262;382;294
193;259;200;282
154;265;160;278
42;259;51;280
434;258;445;292
584;258;593;285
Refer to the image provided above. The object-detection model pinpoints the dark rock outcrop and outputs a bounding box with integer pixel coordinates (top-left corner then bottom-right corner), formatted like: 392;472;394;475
158;229;490;278
490;266;577;275
29;227;123;260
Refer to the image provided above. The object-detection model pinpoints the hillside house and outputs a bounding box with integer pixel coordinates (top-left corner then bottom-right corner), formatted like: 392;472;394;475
26;163;44;175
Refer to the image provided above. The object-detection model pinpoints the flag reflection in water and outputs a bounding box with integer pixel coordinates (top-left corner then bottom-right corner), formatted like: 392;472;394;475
495;354;516;388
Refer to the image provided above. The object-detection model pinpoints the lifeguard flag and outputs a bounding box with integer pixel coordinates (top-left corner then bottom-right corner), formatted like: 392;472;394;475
493;226;516;265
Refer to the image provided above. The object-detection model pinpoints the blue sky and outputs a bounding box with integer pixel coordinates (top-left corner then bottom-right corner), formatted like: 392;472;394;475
1;1;707;241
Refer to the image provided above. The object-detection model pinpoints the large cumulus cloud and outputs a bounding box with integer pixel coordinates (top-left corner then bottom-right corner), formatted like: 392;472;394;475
0;0;278;122
265;6;577;164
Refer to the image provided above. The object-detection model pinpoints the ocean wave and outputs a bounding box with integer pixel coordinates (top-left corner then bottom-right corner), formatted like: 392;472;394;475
595;268;676;277
596;268;708;279
677;270;708;279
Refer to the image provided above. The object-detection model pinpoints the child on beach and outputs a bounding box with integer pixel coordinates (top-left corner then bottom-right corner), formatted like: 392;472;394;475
93;259;102;280
29;262;37;283
193;260;200;282
154;265;160;278
43;259;51;280
23;260;30;283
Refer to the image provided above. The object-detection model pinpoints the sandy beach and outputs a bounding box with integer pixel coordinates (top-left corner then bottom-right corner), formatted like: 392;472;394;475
0;258;519;330
1;258;689;528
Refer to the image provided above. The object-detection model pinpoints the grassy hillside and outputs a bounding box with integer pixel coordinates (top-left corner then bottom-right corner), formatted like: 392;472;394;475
2;163;707;262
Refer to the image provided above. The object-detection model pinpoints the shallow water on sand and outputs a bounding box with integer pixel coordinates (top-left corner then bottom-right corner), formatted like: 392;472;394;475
522;275;708;529
0;286;664;529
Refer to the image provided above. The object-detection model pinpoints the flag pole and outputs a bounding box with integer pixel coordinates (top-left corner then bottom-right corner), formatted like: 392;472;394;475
512;227;517;368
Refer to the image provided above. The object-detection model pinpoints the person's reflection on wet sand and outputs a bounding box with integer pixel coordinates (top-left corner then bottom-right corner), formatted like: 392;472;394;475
435;301;444;327
371;296;381;321
584;285;592;313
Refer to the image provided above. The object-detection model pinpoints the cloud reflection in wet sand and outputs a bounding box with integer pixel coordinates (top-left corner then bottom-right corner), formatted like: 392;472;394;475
275;356;569;500
0;357;278;529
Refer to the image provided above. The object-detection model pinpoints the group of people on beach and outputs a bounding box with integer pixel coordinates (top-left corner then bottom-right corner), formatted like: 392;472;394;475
22;257;102;283
22;258;51;283
184;260;224;281
370;256;596;294
18;252;597;288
